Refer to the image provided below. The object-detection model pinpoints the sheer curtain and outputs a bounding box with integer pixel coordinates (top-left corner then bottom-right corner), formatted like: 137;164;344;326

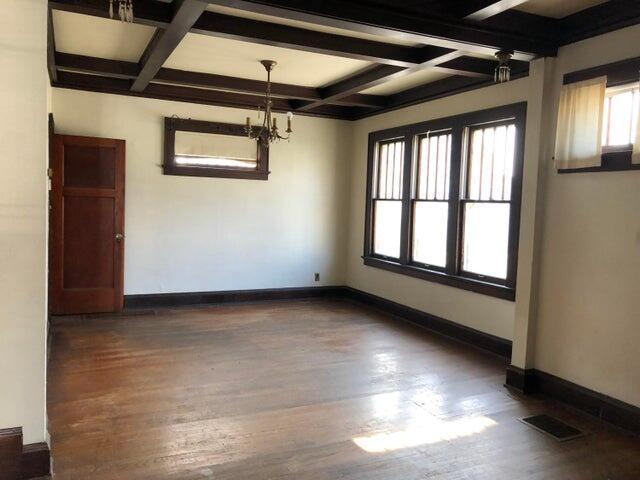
633;79;640;164
554;76;607;169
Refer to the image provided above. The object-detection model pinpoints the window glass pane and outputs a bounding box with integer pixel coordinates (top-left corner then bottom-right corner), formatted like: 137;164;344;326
462;203;510;279
412;202;448;267
174;131;257;168
602;86;640;147
416;133;451;200
376;140;404;200
373;200;402;258
467;123;516;201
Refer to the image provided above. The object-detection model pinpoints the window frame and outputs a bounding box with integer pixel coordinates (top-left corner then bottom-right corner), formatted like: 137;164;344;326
163;117;269;180
363;103;527;301
560;55;640;174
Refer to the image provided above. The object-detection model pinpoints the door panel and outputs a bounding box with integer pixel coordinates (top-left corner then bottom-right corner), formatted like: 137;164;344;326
51;135;125;314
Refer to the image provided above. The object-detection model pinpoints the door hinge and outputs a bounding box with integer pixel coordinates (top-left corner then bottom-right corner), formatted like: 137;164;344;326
47;168;53;179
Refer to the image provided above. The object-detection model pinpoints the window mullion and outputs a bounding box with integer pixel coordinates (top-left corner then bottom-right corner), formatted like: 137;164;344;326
445;127;464;276
399;132;414;265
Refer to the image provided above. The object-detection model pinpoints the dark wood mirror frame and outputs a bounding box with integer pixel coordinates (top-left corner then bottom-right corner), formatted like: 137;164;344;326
163;117;270;180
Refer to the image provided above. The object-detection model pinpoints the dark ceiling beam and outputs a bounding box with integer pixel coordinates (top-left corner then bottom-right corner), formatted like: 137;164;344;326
556;0;640;46
131;0;208;92
460;0;530;22
192;11;422;67
205;0;555;59
354;65;530;120
48;0;171;27
52;70;359;118
296;48;464;112
55;52;387;108
47;8;57;82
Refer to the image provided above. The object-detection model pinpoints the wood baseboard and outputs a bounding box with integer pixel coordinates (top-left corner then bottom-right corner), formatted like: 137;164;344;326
505;366;640;435
124;286;348;309
0;428;50;480
344;287;513;359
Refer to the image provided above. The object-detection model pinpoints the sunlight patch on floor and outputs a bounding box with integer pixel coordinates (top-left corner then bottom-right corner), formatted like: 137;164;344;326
353;416;497;453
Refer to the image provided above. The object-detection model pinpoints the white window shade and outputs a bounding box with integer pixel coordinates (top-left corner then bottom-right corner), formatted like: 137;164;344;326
633;80;640;164
175;131;257;162
554;76;607;169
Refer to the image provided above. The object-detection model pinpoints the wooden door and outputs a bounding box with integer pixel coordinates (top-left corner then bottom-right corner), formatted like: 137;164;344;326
50;135;125;314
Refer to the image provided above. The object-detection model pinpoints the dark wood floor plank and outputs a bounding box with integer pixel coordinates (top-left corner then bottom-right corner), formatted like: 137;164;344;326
48;299;640;479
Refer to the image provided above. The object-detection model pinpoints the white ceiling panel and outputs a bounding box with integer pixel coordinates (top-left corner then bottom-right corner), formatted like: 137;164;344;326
515;0;608;18
53;10;156;62
164;33;371;87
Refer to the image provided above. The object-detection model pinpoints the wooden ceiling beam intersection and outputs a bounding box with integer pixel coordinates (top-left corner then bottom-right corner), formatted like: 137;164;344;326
131;0;208;92
205;0;556;59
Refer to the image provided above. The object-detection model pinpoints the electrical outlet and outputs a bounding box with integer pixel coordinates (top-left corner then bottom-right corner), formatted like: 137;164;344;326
314;273;320;282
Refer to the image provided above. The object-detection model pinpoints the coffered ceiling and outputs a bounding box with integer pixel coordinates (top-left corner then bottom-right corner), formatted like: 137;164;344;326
47;0;640;120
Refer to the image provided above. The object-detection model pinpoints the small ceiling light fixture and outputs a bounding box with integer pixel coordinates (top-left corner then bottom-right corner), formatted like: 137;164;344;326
494;50;513;83
109;0;134;23
245;60;293;146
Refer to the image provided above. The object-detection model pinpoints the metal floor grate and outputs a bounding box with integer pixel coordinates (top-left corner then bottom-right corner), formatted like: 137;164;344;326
519;414;585;442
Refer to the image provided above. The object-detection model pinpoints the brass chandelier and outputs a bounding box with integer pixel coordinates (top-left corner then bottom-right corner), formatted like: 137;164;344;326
245;60;293;145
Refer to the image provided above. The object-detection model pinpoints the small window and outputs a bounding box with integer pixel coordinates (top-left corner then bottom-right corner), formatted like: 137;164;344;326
372;139;404;258
164;118;269;180
602;83;639;149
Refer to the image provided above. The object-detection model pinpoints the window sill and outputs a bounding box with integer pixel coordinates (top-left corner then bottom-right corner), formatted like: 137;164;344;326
163;165;269;180
362;256;515;301
558;149;640;174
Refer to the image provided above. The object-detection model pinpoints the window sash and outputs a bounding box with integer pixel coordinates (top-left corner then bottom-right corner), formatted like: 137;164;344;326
363;103;526;300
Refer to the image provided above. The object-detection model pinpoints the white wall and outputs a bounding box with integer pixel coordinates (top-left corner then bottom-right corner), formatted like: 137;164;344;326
0;0;49;444
532;25;640;407
51;89;351;294
346;78;537;341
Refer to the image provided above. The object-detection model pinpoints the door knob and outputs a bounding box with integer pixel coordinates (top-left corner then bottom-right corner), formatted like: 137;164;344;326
115;233;124;241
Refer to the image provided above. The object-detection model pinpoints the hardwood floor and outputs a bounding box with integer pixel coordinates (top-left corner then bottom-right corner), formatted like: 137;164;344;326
48;299;640;479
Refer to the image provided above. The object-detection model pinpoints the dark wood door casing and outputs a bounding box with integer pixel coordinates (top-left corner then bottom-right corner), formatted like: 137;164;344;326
50;134;125;314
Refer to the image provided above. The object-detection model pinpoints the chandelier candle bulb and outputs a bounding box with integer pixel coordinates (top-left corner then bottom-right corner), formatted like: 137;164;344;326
287;112;293;133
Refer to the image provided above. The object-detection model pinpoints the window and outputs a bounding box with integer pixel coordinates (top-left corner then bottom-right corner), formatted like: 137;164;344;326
412;131;451;268
164;118;269;180
602;83;639;149
364;104;526;300
371;139;404;258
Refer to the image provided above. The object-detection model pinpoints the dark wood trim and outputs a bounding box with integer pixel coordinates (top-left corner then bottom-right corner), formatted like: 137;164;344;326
49;0;172;27
131;0;208;92
47;7;57;82
20;443;51;480
55;52;386;108
505;367;640;435
557;0;640;47
206;0;553;58
363;256;515;301
355;68;529;120
193;10;422;67
51;71;357;120
558;150;640;174
362;103;526;300
297;49;463;112
122;285;512;358
0;428;51;480
124;286;348;309
0;427;22;480
345;287;512;359
163;117;269;180
563;55;640;87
